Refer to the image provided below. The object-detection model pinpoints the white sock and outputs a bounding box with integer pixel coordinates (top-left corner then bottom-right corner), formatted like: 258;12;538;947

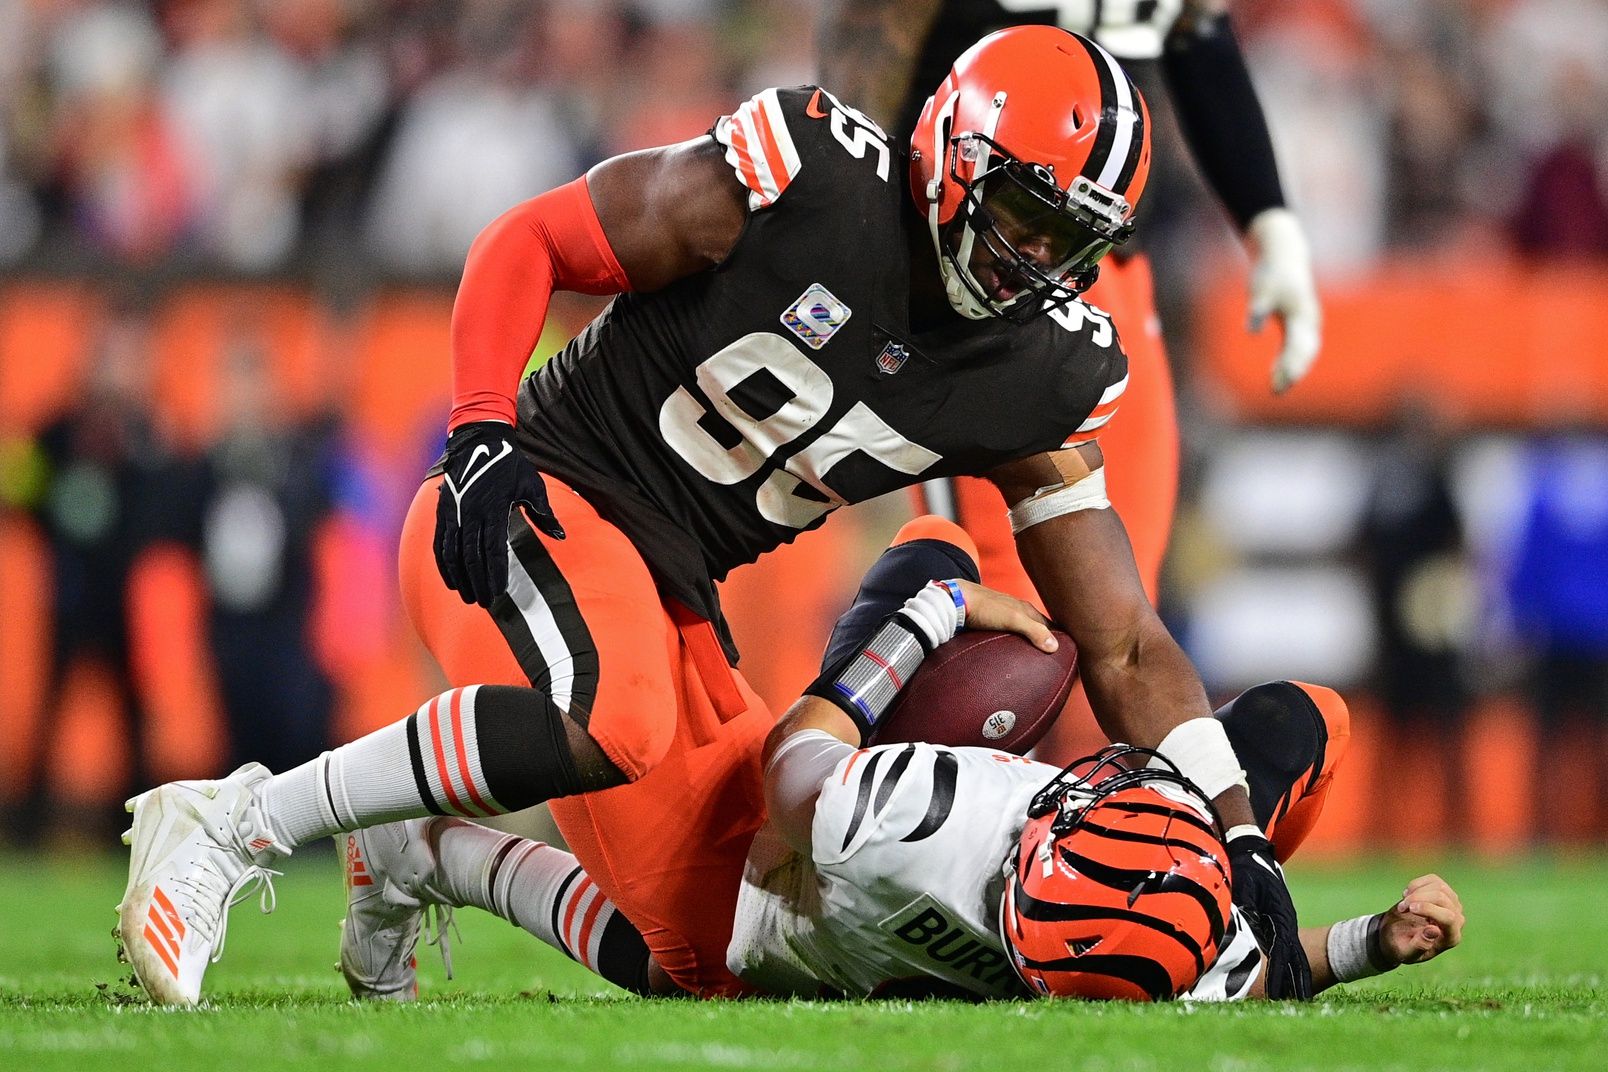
260;720;421;849
431;819;616;970
260;687;518;849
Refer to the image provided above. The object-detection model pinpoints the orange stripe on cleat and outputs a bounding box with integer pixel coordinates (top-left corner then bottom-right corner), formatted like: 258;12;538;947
143;923;181;978
148;903;179;949
152;886;186;939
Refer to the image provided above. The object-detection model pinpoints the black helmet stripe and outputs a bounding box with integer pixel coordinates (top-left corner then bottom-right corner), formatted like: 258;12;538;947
1071;33;1144;197
1012;885;1208;977
1103;799;1220;841
1058;846;1227;940
1073;819;1230;884
1018;951;1178;1001
1112;75;1145;194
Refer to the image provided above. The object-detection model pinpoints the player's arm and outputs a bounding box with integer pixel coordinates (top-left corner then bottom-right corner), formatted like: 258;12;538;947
1248;874;1466;998
988;444;1314;999
448;137;747;430
761;581;1057;851
435;137;749;606
1165;0;1320;393
815;0;942;130
986;445;1227;786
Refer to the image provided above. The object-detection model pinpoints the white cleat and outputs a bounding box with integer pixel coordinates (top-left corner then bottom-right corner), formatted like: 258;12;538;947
338;818;458;1002
116;763;287;1006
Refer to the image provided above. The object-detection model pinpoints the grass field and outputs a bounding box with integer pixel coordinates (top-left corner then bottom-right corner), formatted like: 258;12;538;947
1;850;1604;1071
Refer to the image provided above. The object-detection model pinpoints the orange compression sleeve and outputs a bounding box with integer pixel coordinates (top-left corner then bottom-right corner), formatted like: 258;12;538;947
448;175;633;430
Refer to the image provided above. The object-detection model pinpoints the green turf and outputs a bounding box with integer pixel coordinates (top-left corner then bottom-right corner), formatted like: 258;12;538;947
1;851;1603;1071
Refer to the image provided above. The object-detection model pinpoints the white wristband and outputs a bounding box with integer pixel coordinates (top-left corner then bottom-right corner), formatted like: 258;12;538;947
1150;717;1247;801
1326;913;1392;983
899;579;967;650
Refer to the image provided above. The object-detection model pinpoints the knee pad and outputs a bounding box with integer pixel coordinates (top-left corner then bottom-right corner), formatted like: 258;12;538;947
1215;681;1331;828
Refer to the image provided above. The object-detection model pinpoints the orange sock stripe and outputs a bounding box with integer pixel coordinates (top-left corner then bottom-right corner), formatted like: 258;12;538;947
448;688;494;817
427;693;470;816
560;877;594;957
574;890;609;971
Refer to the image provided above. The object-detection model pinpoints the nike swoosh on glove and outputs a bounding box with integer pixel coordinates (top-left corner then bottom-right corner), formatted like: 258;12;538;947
1246;207;1323;395
435;420;565;608
1228;829;1313;1000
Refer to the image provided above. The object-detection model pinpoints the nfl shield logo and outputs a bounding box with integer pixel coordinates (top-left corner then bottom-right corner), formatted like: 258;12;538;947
876;341;909;375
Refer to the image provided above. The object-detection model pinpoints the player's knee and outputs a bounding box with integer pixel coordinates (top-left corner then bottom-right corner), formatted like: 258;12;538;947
591;707;675;783
892;514;980;567
1217;681;1326;784
1286;681;1351;744
472;685;630;803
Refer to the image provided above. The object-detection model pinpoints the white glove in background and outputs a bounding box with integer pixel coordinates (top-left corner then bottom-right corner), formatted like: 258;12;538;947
1246;207;1323;394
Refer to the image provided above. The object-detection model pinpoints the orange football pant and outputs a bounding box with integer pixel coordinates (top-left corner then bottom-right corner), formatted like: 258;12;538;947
400;475;770;997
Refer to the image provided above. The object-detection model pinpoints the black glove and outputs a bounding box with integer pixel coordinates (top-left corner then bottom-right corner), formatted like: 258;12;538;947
434;421;564;607
1228;829;1313;1000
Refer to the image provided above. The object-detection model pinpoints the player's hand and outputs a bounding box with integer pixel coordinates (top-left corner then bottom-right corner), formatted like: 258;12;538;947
954;580;1059;653
1228;828;1314;1000
1379;874;1464;966
1245;207;1322;394
435;420;564;607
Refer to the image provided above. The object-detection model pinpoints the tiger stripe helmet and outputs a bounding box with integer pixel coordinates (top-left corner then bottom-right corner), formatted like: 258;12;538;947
910;26;1152;320
999;746;1231;1001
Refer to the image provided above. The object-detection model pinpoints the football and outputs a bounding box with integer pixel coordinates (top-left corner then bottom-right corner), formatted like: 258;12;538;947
870;629;1078;754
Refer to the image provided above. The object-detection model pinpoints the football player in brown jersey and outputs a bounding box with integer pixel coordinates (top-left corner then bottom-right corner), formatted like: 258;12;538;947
117;26;1310;1005
819;0;1323;804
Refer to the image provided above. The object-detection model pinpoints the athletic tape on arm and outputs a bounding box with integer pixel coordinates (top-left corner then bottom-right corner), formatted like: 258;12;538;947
1150;717;1248;801
1007;468;1110;534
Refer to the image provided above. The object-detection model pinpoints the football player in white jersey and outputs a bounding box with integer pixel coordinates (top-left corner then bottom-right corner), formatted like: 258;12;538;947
335;517;1462;1003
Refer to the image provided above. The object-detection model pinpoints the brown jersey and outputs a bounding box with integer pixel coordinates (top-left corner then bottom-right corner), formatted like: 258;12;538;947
515;86;1127;656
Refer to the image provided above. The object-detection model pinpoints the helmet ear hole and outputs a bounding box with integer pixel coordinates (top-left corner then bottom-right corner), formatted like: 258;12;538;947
1072;105;1085;128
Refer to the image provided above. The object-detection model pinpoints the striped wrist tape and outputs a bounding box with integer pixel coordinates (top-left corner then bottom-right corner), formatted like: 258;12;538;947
809;581;968;740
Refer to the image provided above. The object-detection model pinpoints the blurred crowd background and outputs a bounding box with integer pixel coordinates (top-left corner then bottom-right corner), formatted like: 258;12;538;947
2;0;1606;853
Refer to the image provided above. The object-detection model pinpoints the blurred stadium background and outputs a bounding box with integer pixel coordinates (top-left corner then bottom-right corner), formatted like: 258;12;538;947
1;0;1606;863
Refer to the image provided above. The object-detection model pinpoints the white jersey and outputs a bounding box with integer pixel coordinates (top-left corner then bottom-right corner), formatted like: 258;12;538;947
728;736;1262;1000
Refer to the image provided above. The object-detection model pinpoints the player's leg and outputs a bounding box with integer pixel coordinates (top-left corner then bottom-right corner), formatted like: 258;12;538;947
545;670;775;999
1215;680;1352;863
339;816;658;999
118;476;678;1004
